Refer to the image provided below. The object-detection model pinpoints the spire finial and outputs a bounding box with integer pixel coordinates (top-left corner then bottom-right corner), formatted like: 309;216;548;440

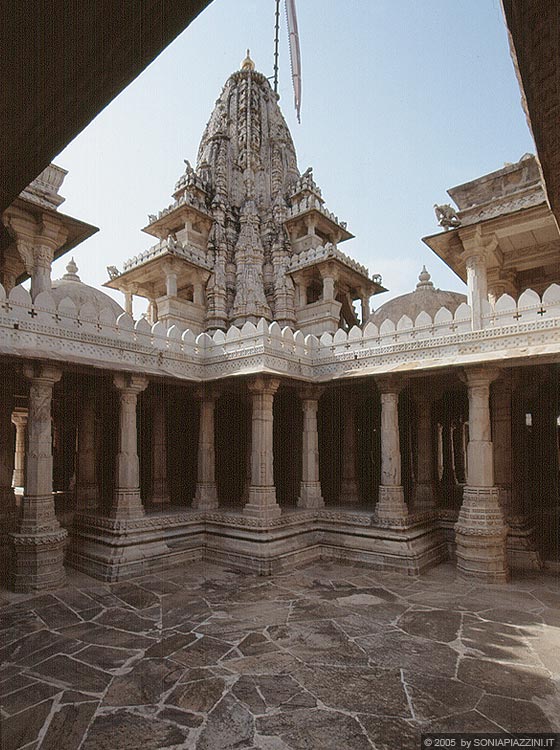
416;266;434;290
62;257;81;282
241;49;255;71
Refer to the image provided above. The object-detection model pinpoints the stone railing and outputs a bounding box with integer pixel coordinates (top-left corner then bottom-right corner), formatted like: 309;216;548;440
121;238;212;273
2;283;560;382
289;243;370;279
287;194;346;229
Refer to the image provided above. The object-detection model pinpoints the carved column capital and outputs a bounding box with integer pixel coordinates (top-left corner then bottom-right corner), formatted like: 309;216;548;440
461;367;501;390
247;375;281;396
299;385;324;403
375;375;404;395
113;373;149;395
193;384;222;402
23;363;62;387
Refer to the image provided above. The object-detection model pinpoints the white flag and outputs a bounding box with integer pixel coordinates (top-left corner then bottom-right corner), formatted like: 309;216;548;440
285;0;302;122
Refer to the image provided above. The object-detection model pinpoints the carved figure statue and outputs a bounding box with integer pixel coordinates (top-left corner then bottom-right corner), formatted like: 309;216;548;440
434;203;461;230
106;265;120;280
183;159;195;177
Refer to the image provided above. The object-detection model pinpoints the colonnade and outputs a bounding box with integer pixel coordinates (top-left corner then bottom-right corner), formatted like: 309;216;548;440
2;361;551;592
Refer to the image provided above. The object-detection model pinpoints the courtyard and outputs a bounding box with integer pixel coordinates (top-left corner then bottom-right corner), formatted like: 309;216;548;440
1;561;559;749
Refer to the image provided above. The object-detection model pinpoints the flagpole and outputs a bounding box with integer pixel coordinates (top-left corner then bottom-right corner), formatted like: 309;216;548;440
273;0;280;95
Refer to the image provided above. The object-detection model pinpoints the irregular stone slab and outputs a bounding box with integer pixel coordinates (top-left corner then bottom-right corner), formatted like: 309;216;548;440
403;672;482;720
477;694;554;732
268;621;367;666
428;709;506;733
19;636;84;667
93;607;158;634
1;697;54;749
333;612;397;638
358;716;421;750
461;615;539;664
0;606;44;632
171;635;232;667
133;577;181;596
29;654;111;694
158;706;204;728
54;588;99;613
224;652;303;676
477;608;544;628
294;664;410;717
161;593;212;628
458;657;555;699
1;620;45;647
397;609;461;643
0;630;66;664
0;680;60;715
104;658;183;706
197;694;254;750
256;707;371;750
144;631;197;658
167;676;225;713
237;632;280;656
231;675;267;714
0;673;36;697
39;700;98;750
74;644;138;671
34;602;83;630
81;710;187;750
111;582;159;610
357;630;458;677
527;627;560;676
59;622;154;650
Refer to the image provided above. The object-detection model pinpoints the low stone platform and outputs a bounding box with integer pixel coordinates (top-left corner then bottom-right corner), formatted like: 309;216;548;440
68;506;447;582
1;561;559;749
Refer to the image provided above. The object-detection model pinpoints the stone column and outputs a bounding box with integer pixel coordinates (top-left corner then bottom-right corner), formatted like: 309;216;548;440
11;364;66;592
243;376;281;520
111;374;149;520
298;386;324;509
123;293;132;316
75;392;98;510
465;253;488;330
322;275;335;301
340;391;360;504
11;408;27;488
376;377;408;522
0;395;17;530
361;296;370;324
150;392;170;505
193;388;219;510
413;396;435;510
455;367;508;582
491;376;513;517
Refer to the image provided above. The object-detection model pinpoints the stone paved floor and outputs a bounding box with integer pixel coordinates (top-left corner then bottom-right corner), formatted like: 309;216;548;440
1;561;560;750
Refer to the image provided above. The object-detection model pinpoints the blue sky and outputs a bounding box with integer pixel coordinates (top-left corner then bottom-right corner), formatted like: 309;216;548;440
55;0;535;316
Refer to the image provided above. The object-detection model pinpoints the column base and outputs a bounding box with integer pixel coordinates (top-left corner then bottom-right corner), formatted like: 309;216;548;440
507;515;543;571
413;482;436;511
75;484;99;511
151;479;170;506
455;486;509;582
339;478;360;504
193;483;219;511
10;527;67;592
243;486;281;520
110;488;146;520
376;485;408;522
298;482;324;509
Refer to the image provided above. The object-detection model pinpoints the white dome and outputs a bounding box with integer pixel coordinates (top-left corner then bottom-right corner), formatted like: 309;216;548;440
51;258;124;316
370;267;466;326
